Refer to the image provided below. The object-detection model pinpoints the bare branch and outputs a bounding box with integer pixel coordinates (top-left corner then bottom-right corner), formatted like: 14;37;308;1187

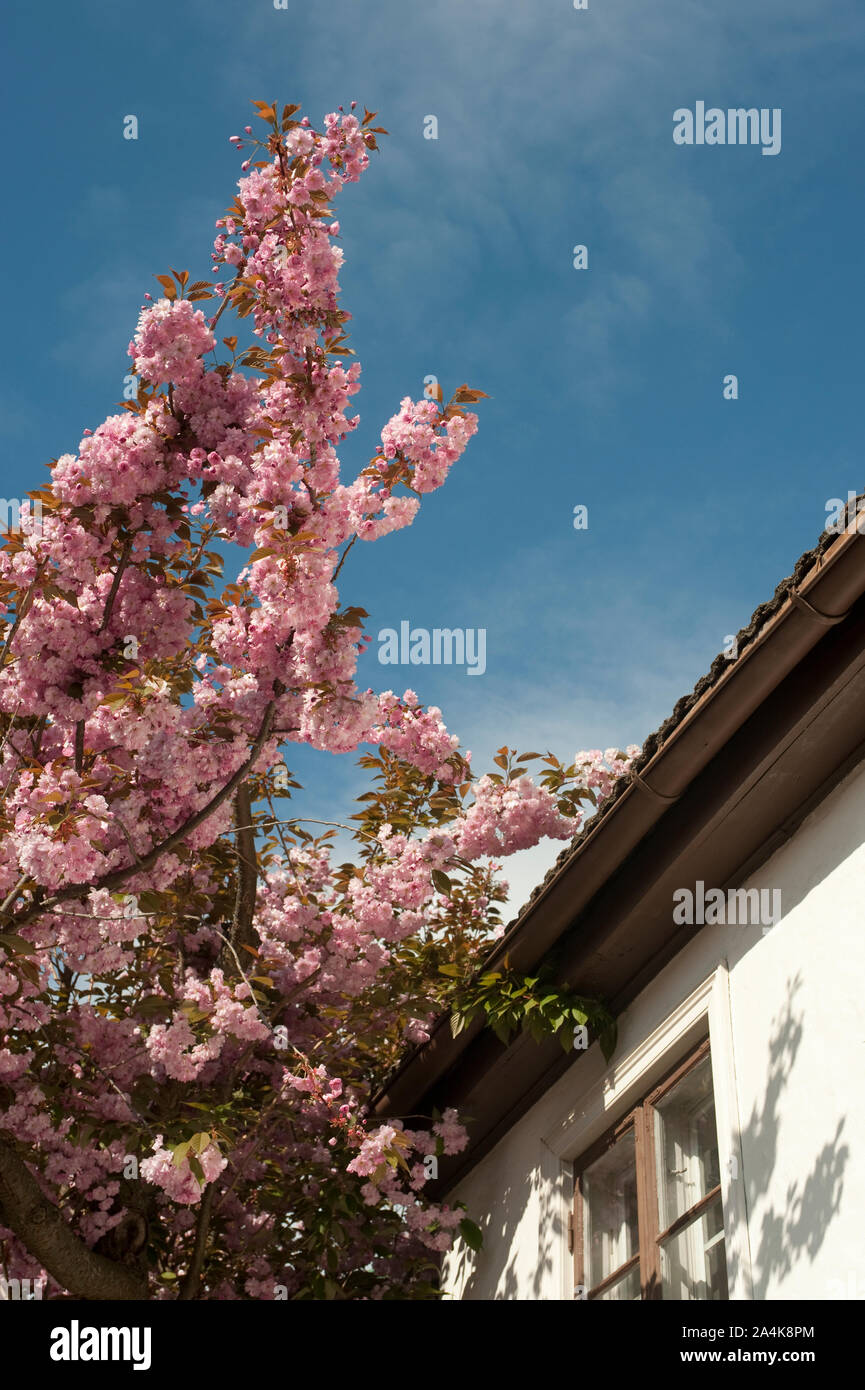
178;1181;216;1300
332;533;356;582
228;782;259;965
97;537;133;635
74;720;85;775
0;874;31;917
0;1135;147;1300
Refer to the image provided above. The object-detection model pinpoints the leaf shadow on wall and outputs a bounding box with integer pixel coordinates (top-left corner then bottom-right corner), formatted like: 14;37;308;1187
727;973;848;1301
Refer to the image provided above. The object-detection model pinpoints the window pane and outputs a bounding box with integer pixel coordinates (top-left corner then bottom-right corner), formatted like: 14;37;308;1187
592;1264;641;1301
654;1053;721;1229
582;1128;639;1290
660;1194;728;1300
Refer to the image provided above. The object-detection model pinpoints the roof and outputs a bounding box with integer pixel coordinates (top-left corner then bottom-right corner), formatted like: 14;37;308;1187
371;504;865;1188
513;517;858;926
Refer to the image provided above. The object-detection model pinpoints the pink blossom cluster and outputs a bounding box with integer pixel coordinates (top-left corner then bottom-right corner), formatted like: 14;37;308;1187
140;1135;228;1206
574;745;642;801
456;774;578;858
131;298;216;387
380;397;479;493
373;691;464;781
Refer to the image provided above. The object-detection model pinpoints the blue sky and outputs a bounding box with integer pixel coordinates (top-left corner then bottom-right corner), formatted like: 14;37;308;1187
3;0;864;912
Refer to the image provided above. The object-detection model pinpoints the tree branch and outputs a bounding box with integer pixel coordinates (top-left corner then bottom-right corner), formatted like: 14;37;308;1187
0;1135;147;1300
331;533;356;582
223;782;259;971
2;692;281;932
0;568;44;670
178;1181;215;1300
97;537;133;635
74;719;85;775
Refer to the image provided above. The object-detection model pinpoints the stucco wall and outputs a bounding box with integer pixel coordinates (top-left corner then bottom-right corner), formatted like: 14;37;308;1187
442;755;865;1300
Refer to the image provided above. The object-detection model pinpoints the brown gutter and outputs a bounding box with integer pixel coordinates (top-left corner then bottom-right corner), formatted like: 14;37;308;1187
371;523;865;1123
429;601;865;1190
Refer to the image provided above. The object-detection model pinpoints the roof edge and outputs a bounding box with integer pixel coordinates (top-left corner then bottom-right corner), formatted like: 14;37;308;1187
371;523;865;1118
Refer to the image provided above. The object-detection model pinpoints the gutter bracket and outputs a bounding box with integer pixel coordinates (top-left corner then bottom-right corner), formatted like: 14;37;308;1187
630;771;681;805
789;589;849;627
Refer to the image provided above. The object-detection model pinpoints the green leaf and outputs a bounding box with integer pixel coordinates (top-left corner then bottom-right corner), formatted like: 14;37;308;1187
179;1004;211;1023
431;869;452;895
0;933;38;956
490;1018;513;1044
458;1218;483;1252
599;1019;618;1063
136;995;173;1018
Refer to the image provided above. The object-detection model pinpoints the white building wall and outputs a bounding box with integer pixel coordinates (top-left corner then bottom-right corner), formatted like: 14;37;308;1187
443;756;865;1301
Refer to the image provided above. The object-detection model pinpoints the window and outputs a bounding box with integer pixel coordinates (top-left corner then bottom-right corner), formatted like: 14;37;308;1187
571;1039;728;1300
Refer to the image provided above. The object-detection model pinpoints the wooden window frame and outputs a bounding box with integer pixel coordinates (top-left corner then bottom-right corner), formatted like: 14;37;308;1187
571;1037;725;1301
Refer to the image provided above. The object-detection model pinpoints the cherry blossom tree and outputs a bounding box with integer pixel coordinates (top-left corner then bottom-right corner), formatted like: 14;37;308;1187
0;100;636;1300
